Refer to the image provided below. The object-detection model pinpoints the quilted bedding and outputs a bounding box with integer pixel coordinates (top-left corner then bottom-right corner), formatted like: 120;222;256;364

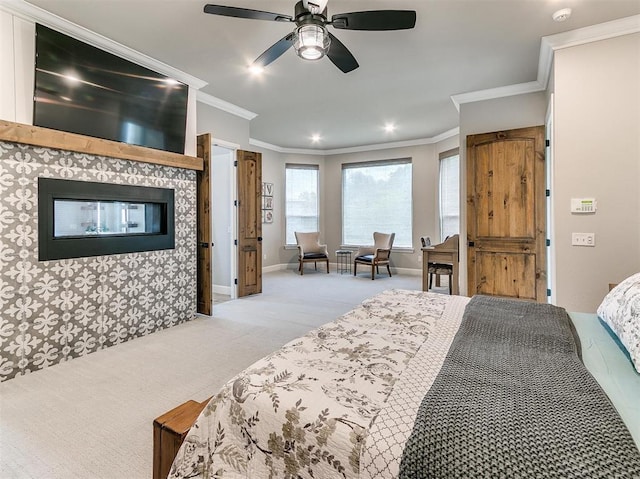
168;290;469;479
168;290;640;479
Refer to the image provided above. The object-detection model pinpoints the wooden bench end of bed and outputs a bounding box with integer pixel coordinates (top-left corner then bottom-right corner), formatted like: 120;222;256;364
153;398;210;479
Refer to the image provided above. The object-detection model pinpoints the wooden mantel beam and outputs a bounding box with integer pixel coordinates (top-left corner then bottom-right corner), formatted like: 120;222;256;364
0;120;203;171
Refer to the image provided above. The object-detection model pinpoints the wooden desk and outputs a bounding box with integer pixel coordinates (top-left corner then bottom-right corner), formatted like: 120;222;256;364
421;246;459;295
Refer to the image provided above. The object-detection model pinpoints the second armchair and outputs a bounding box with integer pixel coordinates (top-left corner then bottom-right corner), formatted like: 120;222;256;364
354;232;395;280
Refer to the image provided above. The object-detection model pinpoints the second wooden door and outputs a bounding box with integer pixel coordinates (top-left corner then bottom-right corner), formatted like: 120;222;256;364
466;126;546;302
236;150;262;297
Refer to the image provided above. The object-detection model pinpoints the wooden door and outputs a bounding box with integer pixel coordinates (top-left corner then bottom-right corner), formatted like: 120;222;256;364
196;134;212;315
236;150;262;297
466;126;546;302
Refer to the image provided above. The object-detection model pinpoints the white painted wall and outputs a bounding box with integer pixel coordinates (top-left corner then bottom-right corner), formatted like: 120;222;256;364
211;146;233;293
0;11;33;123
553;33;640;312
0;10;16;121
197;104;251;151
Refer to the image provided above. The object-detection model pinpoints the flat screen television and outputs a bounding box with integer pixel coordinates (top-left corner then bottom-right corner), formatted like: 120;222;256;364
33;24;189;155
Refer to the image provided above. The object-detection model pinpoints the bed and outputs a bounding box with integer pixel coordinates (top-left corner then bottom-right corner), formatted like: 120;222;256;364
168;288;640;479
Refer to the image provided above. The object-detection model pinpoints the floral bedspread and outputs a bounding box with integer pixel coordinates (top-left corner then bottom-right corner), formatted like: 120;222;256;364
169;290;469;479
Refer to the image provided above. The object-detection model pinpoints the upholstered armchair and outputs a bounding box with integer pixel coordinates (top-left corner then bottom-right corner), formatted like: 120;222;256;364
353;232;395;280
294;232;329;275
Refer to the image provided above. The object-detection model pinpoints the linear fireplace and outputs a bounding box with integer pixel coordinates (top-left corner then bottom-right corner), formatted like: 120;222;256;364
38;178;175;260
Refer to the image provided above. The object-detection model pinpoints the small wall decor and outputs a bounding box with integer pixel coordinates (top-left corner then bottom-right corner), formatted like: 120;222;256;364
262;182;274;196
262;182;273;223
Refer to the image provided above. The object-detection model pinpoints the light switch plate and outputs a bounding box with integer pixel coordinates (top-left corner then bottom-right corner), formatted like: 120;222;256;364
572;232;595;246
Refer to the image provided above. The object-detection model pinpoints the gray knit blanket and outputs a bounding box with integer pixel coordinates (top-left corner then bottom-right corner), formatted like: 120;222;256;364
399;295;640;478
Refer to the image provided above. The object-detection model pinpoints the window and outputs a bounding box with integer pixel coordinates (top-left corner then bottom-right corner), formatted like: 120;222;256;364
439;149;460;241
285;164;319;245
342;159;412;248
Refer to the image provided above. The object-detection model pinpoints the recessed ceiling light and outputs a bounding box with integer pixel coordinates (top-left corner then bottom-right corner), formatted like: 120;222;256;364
552;8;572;22
311;134;321;143
384;123;396;133
248;64;264;75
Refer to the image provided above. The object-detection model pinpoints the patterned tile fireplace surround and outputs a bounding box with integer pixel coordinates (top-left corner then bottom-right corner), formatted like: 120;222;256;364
0;134;198;382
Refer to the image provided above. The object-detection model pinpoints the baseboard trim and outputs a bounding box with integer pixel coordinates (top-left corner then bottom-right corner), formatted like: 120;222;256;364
393;267;422;277
262;263;422;277
262;264;288;273
213;284;231;295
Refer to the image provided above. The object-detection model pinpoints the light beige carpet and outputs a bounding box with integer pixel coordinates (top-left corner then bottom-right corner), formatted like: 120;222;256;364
0;269;424;479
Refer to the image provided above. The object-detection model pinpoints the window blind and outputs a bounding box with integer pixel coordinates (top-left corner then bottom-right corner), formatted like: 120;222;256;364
439;149;459;241
342;159;412;247
285;164;319;245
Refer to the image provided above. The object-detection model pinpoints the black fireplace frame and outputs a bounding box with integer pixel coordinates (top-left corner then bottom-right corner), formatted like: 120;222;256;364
38;178;175;261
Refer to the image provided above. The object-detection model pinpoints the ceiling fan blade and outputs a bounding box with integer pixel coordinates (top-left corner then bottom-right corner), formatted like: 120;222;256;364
253;33;295;68
326;32;359;73
331;10;416;31
203;4;293;22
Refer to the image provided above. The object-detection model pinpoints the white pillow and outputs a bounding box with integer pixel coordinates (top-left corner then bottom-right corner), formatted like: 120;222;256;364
597;272;640;374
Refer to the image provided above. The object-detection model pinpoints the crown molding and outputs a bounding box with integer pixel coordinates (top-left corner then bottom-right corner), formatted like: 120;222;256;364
249;127;460;156
452;14;640;110
537;14;640;88
249;138;324;156
196;91;258;121
451;82;543;112
0;0;208;89
324;128;460;156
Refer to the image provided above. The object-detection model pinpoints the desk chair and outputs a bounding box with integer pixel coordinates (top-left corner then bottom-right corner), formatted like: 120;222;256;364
427;234;459;294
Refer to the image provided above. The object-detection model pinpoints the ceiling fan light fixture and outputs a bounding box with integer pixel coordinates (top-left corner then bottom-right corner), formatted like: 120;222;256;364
294;24;331;61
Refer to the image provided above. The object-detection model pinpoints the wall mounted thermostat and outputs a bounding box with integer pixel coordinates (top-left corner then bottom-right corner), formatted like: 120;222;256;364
571;198;597;213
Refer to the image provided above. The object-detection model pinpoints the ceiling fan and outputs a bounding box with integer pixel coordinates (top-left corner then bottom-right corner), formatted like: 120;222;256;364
203;0;417;73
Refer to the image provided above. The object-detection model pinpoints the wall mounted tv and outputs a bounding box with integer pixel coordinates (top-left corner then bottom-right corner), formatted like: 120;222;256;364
33;24;189;155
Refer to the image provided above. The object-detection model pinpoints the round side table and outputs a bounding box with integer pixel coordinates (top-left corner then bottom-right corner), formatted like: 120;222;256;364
335;250;352;274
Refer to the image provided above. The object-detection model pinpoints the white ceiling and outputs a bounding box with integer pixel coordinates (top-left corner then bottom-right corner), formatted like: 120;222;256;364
21;0;640;150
